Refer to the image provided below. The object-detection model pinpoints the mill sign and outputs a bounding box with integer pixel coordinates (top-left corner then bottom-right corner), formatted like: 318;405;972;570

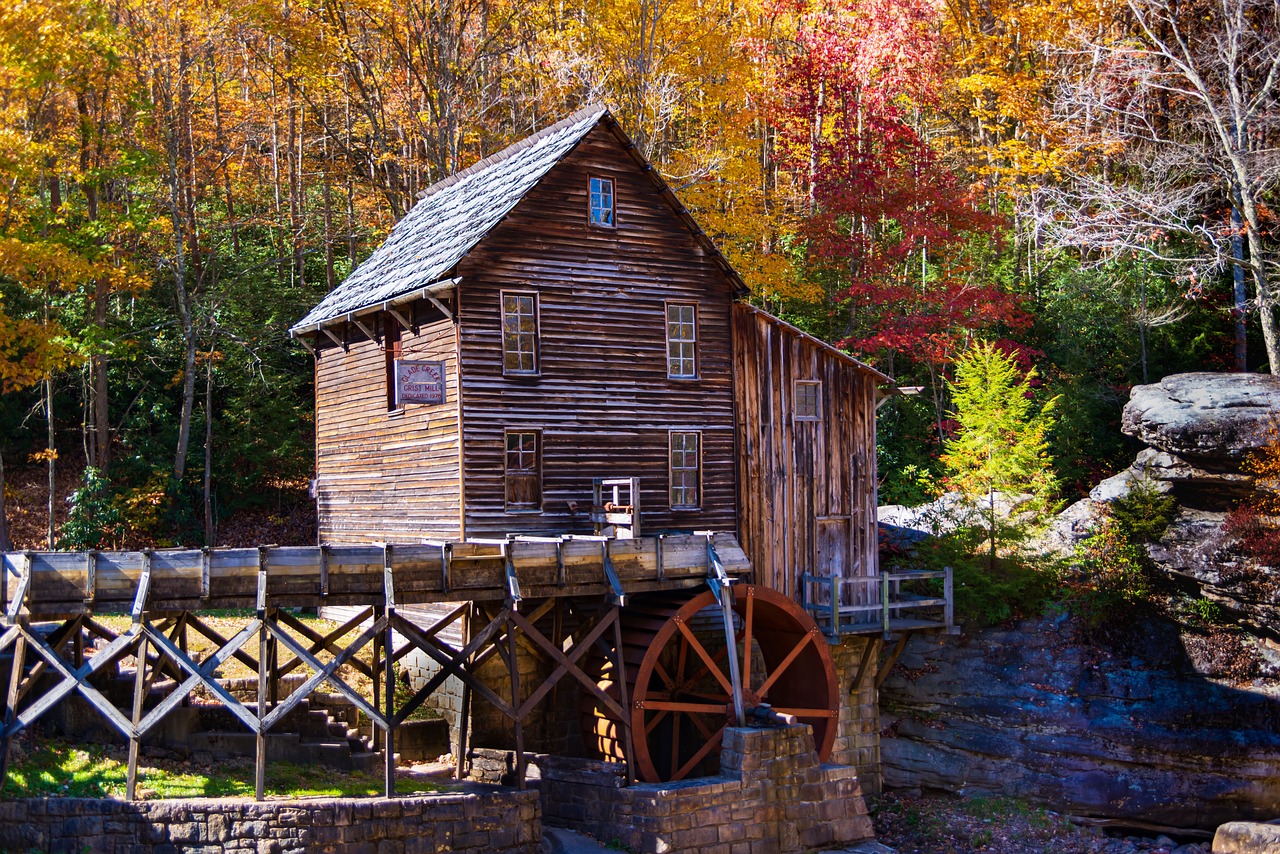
395;360;447;405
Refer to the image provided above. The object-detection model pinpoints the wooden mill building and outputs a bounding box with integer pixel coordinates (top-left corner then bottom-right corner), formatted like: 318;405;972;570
289;104;889;602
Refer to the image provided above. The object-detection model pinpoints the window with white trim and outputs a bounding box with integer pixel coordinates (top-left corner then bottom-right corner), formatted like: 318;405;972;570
666;302;698;379
589;176;615;227
669;431;701;509
502;292;539;375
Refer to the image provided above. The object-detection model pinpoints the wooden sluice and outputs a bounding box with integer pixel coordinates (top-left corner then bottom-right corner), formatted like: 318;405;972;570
0;532;750;800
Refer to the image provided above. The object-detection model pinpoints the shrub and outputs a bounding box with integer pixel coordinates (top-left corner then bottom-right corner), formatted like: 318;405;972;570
59;468;126;551
1109;478;1177;544
1067;511;1161;628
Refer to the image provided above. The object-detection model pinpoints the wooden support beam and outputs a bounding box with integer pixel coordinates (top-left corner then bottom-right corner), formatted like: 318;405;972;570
127;631;149;800
454;604;472;781
273;607;374;679
875;633;911;689
507;610;525;789
426;294;453;323
0;634;28;789
384;605;396;798
850;637;880;697
256;609;268;801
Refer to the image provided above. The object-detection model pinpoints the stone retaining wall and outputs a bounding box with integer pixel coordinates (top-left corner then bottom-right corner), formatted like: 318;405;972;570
0;788;541;854
535;724;874;854
830;636;881;794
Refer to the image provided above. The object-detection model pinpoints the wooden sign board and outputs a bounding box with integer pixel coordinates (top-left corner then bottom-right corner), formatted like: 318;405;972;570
395;360;446;405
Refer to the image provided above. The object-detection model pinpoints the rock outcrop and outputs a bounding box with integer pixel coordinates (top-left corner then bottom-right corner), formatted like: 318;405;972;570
879;615;1280;831
1046;372;1280;628
1121;373;1280;465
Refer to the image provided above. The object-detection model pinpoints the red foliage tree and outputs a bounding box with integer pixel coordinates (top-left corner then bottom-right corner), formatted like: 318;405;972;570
766;0;1026;368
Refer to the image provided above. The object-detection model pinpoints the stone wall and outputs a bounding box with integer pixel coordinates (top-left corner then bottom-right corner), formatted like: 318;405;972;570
0;789;541;854
535;724;874;854
830;636;881;794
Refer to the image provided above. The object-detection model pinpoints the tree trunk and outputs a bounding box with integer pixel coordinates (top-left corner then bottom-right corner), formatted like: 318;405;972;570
203;354;214;546
46;376;56;549
0;450;11;552
1240;196;1280;373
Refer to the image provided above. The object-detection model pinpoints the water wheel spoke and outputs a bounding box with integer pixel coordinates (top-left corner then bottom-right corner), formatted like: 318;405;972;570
755;631;814;699
772;707;839;719
674;620;734;696
683;711;719;741
644;708;670;736
642;700;725;715
740;590;754;690
670;711;681;773
652;659;676;692
672;723;726;782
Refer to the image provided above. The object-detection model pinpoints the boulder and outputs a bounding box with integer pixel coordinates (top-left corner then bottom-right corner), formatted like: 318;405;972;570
1121;373;1280;465
1212;821;1280;853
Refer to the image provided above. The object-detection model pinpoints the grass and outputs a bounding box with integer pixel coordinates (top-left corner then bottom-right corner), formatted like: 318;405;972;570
0;739;444;800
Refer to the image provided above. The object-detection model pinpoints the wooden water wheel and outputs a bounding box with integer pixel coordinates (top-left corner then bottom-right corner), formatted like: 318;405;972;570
585;584;839;783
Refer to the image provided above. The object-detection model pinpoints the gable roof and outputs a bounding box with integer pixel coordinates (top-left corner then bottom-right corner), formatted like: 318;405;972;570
291;105;746;334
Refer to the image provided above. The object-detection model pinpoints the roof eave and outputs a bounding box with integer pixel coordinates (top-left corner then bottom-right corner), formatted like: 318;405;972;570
289;277;461;338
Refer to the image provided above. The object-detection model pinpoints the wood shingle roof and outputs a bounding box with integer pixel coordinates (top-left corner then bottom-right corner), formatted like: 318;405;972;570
291;104;608;332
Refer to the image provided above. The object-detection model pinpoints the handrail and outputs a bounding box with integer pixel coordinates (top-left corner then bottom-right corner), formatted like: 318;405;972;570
798;567;954;639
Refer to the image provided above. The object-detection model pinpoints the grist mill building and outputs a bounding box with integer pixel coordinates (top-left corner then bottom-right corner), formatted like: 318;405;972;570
289;104;886;601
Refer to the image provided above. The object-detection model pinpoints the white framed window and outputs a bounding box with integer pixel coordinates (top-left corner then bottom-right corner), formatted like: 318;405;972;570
665;302;698;379
795;380;821;421
669;431;701;510
589;176;615;227
505;430;542;511
502;291;539;375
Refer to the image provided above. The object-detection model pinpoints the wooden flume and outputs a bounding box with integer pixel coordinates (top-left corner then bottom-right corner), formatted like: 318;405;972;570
0;532;765;798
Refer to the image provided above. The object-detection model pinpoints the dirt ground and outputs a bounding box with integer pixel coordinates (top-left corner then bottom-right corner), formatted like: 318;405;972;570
868;792;1212;854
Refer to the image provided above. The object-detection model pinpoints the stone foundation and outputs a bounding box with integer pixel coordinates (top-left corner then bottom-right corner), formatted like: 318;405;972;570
830;636;881;794
535;724;874;854
0;788;541;854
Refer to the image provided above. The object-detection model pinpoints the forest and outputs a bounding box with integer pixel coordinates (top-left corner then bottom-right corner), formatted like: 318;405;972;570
0;0;1276;550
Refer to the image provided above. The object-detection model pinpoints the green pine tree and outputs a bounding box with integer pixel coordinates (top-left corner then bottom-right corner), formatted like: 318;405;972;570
941;341;1060;567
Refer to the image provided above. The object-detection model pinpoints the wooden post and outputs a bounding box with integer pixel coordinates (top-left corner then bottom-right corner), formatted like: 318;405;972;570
384;610;395;798
371;608;383;754
255;563;268;801
1;634;28;789
507;611;524;789
256;615;268;800
610;607;635;786
454;603;472;781
944;566;954;632
127;632;148;800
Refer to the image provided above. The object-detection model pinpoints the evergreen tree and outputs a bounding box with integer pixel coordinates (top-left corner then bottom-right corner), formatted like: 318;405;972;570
942;341;1060;566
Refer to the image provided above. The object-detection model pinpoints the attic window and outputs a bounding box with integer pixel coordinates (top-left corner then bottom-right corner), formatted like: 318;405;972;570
502;291;539;375
795;380;821;421
589;176;614;227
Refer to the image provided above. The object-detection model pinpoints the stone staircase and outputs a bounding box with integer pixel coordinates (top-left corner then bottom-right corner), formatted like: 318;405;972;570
186;682;387;772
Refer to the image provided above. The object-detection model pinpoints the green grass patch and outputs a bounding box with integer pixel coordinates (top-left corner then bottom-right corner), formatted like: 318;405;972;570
0;739;443;800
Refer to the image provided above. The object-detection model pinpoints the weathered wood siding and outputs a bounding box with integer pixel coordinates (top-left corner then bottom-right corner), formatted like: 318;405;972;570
732;304;880;599
455;124;739;535
314;312;462;543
